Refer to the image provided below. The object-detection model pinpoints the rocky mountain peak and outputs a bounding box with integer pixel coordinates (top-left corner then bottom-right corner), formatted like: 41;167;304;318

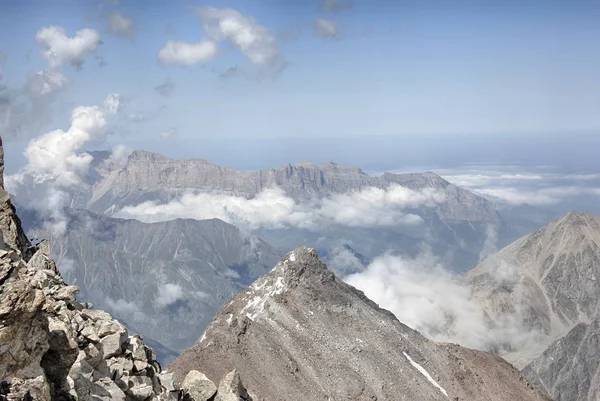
170;245;550;401
277;247;335;285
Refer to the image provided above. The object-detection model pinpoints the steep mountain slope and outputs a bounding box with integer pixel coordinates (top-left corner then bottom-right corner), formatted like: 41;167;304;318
523;317;600;401
467;211;600;360
170;247;550;401
35;208;281;360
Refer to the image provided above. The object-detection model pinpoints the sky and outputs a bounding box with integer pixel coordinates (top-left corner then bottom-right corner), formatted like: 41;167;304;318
1;0;600;173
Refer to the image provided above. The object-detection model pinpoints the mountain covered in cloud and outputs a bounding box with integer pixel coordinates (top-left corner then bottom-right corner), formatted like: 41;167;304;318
170;247;551;401
48;149;554;273
27;207;281;364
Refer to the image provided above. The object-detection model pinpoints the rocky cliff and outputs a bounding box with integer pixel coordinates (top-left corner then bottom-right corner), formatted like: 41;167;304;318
170;247;551;401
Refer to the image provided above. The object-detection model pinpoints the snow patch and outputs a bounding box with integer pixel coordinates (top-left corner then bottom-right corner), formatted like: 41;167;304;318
226;313;233;325
289;251;296;262
403;352;448;398
241;276;286;321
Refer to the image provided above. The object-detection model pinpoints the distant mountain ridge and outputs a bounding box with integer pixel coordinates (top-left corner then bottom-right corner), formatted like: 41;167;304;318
80;150;499;224
51;149;557;274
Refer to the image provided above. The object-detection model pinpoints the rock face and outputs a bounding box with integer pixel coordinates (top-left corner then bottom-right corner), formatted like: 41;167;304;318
33;207;281;361
467;211;600;366
523;318;600;401
170;247;550;401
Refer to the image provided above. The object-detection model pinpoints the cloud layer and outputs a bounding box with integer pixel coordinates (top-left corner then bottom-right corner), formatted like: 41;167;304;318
116;185;444;230
345;251;542;353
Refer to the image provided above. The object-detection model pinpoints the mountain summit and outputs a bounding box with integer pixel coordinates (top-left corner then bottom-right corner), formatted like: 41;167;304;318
170;247;550;401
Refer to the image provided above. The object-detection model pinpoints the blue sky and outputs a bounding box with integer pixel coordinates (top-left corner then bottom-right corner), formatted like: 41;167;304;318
1;0;600;171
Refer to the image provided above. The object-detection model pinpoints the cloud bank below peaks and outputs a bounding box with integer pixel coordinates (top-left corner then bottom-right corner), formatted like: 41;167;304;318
345;250;544;353
115;185;445;230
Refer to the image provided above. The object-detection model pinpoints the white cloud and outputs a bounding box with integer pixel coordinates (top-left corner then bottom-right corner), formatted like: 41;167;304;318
106;144;132;169
158;39;218;66
6;94;121;235
105;296;147;321
155;283;184;308
194;6;285;70
103;93;123;115
115;185;444;230
442;173;544;188
108;12;134;38
36;26;101;68
315;18;341;39
345;251;542;353
159;127;177;140
475;186;600;206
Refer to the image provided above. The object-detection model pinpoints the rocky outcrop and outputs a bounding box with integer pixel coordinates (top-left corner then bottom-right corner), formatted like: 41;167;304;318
170;247;551;401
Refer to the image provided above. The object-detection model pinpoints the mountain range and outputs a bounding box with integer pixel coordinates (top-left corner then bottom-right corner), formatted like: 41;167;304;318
34;149;557;274
1;138;556;400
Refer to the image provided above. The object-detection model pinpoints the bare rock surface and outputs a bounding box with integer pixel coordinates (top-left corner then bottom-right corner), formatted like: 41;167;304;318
170;247;550;401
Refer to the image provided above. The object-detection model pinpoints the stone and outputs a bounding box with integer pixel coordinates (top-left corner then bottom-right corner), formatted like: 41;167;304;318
215;370;251;401
97;320;125;338
82;308;113;322
100;331;127;359
181;370;217;401
126;335;148;361
128;375;155;400
80;323;100;343
90;378;127;401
